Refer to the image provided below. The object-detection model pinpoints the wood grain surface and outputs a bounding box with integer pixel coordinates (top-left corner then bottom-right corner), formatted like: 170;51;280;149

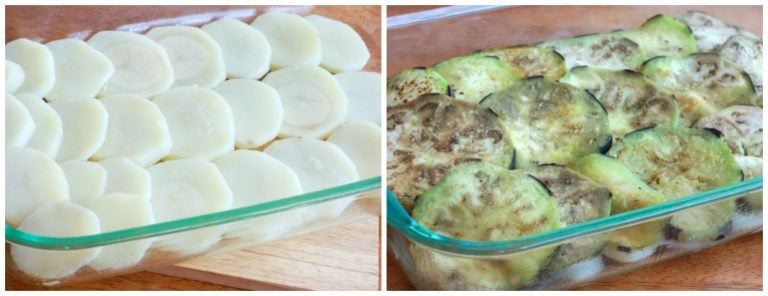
5;5;381;291
386;5;763;291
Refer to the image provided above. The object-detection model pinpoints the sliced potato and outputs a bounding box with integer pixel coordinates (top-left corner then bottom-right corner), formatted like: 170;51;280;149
11;200;101;280
328;120;381;179
87;31;174;97
49;98;109;162
201;18;271;79
87;193;154;270
92;94;172;167
59;160;107;207
152;86;235;161
6;59;25;93
305;14;370;73
251;12;321;69
45;39;114;101
213;79;282;149
263;65;348;139
146;26;226;88
5;38;55;97
15;93;63;158
6;93;36;148
335;71;381;124
99;158;151;199
5;147;69;226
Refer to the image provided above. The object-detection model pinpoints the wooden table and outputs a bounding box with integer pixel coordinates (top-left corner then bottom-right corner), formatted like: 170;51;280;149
386;5;763;291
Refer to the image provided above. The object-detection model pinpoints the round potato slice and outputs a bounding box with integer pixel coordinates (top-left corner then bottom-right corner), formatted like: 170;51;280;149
335;71;381;124
11;200;101;280
60;160;107;207
215;150;303;241
45;39;115;101
265;138;359;221
327;121;381;179
100;158;151;199
6;59;25;93
152;86;235;161
87;31;174;97
146;26;225;88
6;93;36;148
16;93;63;158
149;159;232;254
6;38;55;97
49;98;108;162
6;147;69;226
263;65;348;138
87;193;154;270
305;14;370;73
213;79;282;149
201;18;271;79
92;94;172;167
251;12;321;69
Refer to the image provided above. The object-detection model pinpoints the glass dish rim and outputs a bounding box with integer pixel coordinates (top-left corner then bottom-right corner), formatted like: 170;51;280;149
387;176;762;257
6;176;381;250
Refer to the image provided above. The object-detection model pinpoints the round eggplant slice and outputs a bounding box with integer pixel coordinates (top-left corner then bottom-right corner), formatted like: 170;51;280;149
608;126;742;242
569;154;668;262
614;14;697;58
693;105;762;158
475;45;566;80
433;55;522;104
538;34;646;71
387;94;514;212
412;162;560;289
717;34;763;104
641;53;758;124
676;10;759;53
560;67;680;137
480;77;609;169
387;67;450;106
524;164;612;269
734;155;762;211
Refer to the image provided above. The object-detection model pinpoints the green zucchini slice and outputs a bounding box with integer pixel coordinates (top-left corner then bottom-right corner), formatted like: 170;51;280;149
413;162;560;289
676;10;760;52
615;14;697;58
480;77;610;168
718;35;763;102
475;45;567;80
608;126;743;242
433;55;523;103
569;154;668;262
387;67;450;106
641;53;758;124
524;164;612;269
538;34;646;71
387;94;515;212
560;66;680;137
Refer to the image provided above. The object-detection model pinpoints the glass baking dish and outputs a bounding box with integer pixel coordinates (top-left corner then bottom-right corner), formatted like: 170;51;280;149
386;5;763;290
5;5;382;287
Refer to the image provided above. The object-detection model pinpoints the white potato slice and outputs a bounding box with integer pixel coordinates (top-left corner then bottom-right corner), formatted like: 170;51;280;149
45;39;115;101
87;31;174;97
265;138;359;221
263;65;348;138
334;71;381;124
92;94;171;166
59;160;107;207
6;59;25;93
327;121;382;179
305;14;370;73
5;147;69;226
49;98;108;162
88;193;154;270
202;18;271;79
16;93;63;158
251;12;321;69
6;93;36;148
146;26;226;88
215;150;304;241
100;158;151;199
213;79;282;149
152;86;234;160
149;159;232;254
5;38;55;97
11;200;101;280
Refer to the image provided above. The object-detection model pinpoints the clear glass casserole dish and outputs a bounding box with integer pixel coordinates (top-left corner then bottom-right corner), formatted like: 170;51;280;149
5;5;382;287
386;5;763;290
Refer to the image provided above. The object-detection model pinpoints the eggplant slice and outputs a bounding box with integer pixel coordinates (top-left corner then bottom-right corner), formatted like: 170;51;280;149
614;14;697;58
538;34;646;71
387;67;450;106
476;45;567;80
433;55;522;104
676;10;760;52
717;35;763;103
